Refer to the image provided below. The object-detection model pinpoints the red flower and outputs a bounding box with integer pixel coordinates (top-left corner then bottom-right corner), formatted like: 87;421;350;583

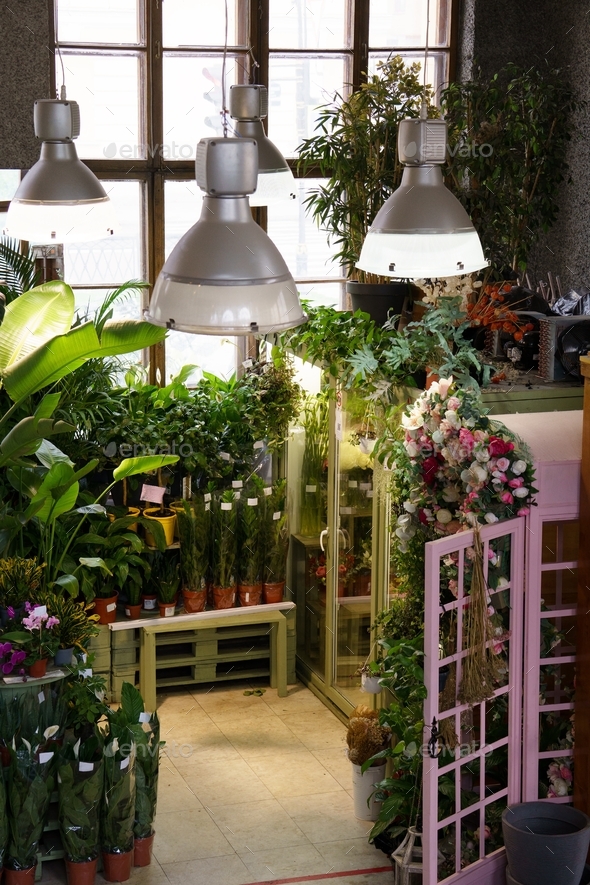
488;436;508;456
422;456;440;485
316;566;326;578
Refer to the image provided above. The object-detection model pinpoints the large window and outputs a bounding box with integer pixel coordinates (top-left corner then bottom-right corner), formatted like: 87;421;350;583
49;0;455;380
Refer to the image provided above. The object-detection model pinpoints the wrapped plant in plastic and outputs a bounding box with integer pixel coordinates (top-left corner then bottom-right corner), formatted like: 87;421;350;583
101;716;136;855
0;768;8;871
118;683;163;840
58;734;104;862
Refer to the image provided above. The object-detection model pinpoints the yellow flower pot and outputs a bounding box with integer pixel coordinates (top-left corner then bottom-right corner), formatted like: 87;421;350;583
143;507;176;547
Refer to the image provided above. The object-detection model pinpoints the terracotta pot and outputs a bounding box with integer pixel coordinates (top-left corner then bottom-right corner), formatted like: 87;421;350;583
93;593;119;625
238;584;262;607
54;647;74;666
101;851;133;883
158;601;176;618
5;867;36;885
262;582;285;604
65;858;97;885
143;508;176;547
125;604;142;619
28;658;48;678
142;594;158;612
213;586;236;609
182;589;207;613
133;833;154;867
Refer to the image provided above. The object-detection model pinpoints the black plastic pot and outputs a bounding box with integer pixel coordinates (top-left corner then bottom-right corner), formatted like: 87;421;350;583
502;802;590;885
347;281;413;326
506;863;590;885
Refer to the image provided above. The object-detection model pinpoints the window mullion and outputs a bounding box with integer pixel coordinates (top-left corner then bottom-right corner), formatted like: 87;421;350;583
147;0;165;383
352;0;369;89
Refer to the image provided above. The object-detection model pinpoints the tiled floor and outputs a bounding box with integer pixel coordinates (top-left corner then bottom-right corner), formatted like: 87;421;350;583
42;681;392;885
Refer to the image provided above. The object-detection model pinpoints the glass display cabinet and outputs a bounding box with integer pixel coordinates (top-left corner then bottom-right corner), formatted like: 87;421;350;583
286;357;395;718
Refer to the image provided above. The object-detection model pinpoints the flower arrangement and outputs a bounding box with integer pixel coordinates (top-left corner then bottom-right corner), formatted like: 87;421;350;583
4;604;60;666
390;377;536;551
467;283;535;341
309;552;356;590
546;758;573;798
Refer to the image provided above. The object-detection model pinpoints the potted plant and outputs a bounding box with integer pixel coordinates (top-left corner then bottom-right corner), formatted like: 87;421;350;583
237;479;264;606
0;642;27;679
262;480;289;604
143;501;176;548
211;490;237;609
4;604;60;678
5;726;59;885
355;660;385;695
62;659;110;742
346;705;390;821
35;593;99;666
0;559;44;625
101;710;136;882
299;396;329;538
177;494;210;613
297;56;430;321
151;553;180;618
0;761;7;880
57;733;104;885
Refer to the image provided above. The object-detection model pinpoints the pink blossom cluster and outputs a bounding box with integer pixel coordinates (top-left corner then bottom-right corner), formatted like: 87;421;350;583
397;378;536;540
547;758;573;798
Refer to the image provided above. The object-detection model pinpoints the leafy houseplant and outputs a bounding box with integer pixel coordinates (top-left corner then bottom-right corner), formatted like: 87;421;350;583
299;395;329;537
35;593;99;663
0;763;7;873
262;479;289;603
149;552;180;617
237;477;265;606
0;559;44;621
211;490;237;609
441;63;578;276
57;734;104;868
5;606;60;677
101;704;136;881
177;495;210;612
62;658;110;741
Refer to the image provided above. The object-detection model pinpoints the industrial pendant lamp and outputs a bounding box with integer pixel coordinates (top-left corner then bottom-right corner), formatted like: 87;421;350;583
356;0;486;280
146;136;306;335
5;93;115;244
229;85;296;206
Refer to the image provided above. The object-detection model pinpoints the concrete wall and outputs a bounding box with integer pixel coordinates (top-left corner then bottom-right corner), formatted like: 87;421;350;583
0;2;52;169
456;0;590;291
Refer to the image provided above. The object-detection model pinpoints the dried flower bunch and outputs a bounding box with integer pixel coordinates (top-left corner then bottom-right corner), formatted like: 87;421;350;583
467;283;535;341
346;704;391;767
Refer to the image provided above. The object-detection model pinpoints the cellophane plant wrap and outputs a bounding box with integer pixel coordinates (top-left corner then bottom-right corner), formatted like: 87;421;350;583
0;768;8;869
7;729;59;870
263;480;289;584
382;377;537;551
238;478;264;586
58;735;104;862
101;707;136;855
177;495;210;591
117;683;163;840
212;490;237;589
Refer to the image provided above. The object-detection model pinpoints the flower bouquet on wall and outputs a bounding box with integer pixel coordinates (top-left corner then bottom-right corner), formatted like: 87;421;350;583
57;733;104;882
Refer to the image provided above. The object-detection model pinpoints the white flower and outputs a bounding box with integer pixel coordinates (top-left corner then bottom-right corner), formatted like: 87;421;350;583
513;486;529;498
465;512;479;527
431;430;445;445
444;410;461;430
442;485;460;502
397;513;413;530
511;459;527;475
438;378;454;400
405;440;420;458
484;513;499;524
436;509;453;524
460;462;488;488
497;577;509;588
475;447;490;463
551;777;570;797
403;501;417;513
401;411;425;431
44;725;59;741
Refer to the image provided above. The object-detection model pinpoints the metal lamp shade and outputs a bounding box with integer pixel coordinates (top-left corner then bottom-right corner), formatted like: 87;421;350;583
233;119;296;206
357;165;488;279
147;194;306;335
5;142;115;243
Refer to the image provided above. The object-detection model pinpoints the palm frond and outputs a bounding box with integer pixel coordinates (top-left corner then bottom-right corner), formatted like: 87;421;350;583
94;280;150;335
0;237;39;302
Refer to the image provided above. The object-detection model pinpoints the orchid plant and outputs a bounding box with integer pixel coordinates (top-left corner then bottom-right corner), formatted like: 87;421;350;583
4;604;60;664
0;641;26;676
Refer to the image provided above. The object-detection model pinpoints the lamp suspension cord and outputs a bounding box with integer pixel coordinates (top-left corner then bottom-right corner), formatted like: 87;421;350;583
421;0;430;119
53;1;66;98
221;0;229;136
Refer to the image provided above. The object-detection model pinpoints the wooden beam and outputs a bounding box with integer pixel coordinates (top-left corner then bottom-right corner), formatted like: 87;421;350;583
575;354;590;812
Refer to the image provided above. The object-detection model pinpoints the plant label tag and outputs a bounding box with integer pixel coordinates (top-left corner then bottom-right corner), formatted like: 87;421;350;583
273;511;281;520
106;603;116;612
204;493;212;503
348;481;358;488
234;491;241;500
33;605;47;617
120;756;130;769
38;691;45;704
39;752;54;764
220;452;231;461
205;503;210;512
221;502;232;511
242;359;253;369
335;406;343;441
340;507;353;515
366;490;374;498
253;440;265;450
232;480;243;488
263;487;272;496
306;485;316;493
141;484;166;504
359;482;372;491
248;498;258;506
79;761;94;772
82;669;93;678
139;712;151;723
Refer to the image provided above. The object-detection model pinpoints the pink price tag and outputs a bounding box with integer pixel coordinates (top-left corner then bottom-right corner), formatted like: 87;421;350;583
140;484;167;504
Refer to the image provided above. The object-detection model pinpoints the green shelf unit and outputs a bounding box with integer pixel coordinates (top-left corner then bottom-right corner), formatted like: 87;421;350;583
480;378;583;415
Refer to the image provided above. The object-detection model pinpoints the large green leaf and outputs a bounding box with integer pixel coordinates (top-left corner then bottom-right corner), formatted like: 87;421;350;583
93;320;166;356
113;455;179;480
0;281;75;371
0;416;75;467
35;439;74;468
26;465;80;524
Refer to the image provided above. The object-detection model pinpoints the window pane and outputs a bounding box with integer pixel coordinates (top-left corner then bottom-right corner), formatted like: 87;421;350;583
269;0;349;50
369;0;452;48
163;0;245;48
0;171;21;201
57;0;140;44
163;54;245;158
164;181;236;383
268;55;348;157
368;51;449;100
267;179;342;279
297;282;344;309
62;52;141;159
73;287;141;322
63;180;143;284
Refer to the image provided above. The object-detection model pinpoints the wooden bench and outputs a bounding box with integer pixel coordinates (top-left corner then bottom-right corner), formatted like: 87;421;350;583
110;602;295;711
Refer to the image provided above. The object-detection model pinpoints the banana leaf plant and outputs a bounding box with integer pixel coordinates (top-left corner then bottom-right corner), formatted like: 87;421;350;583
58;733;104;863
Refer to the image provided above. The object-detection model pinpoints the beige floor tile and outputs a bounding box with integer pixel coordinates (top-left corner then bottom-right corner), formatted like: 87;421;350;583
164;729;243;767
160;854;252;885
315;836;385;870
237;841;328;881
179;757;274;806
214;714;308;758
156;762;204;814
191;684;272;713
278;790;374;843
247;751;345;797
312;747;353;789
205;798;310;852
152;808;234;863
262;684;329;715
281;711;347;751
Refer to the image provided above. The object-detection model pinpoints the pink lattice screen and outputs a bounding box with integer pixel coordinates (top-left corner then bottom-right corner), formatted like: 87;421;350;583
422;517;525;885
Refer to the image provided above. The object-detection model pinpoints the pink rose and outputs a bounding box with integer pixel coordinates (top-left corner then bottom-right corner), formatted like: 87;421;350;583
448;579;458;598
508;477;524;488
473;430;487;442
492;641;505;655
488;436;508;456
496;457;510;472
517;507;530;517
493;472;507;483
560;765;573;782
547;762;561;780
438;378;453;400
447;396;461;411
459;427;475;451
500;491;514;505
547;787;557;799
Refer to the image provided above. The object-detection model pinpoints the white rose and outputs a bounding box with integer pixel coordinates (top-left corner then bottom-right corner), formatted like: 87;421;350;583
475;447;490;463
497;577;509;589
397;513;413;530
442;485;459;502
432;430;444;445
484;513;499;524
403;501;417;513
444;410;461;429
513;486;529;498
551;777;569;797
436;509;453;524
511;459;527;475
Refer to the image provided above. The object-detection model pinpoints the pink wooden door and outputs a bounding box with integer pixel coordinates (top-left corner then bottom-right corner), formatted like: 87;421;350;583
423;517;525;885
